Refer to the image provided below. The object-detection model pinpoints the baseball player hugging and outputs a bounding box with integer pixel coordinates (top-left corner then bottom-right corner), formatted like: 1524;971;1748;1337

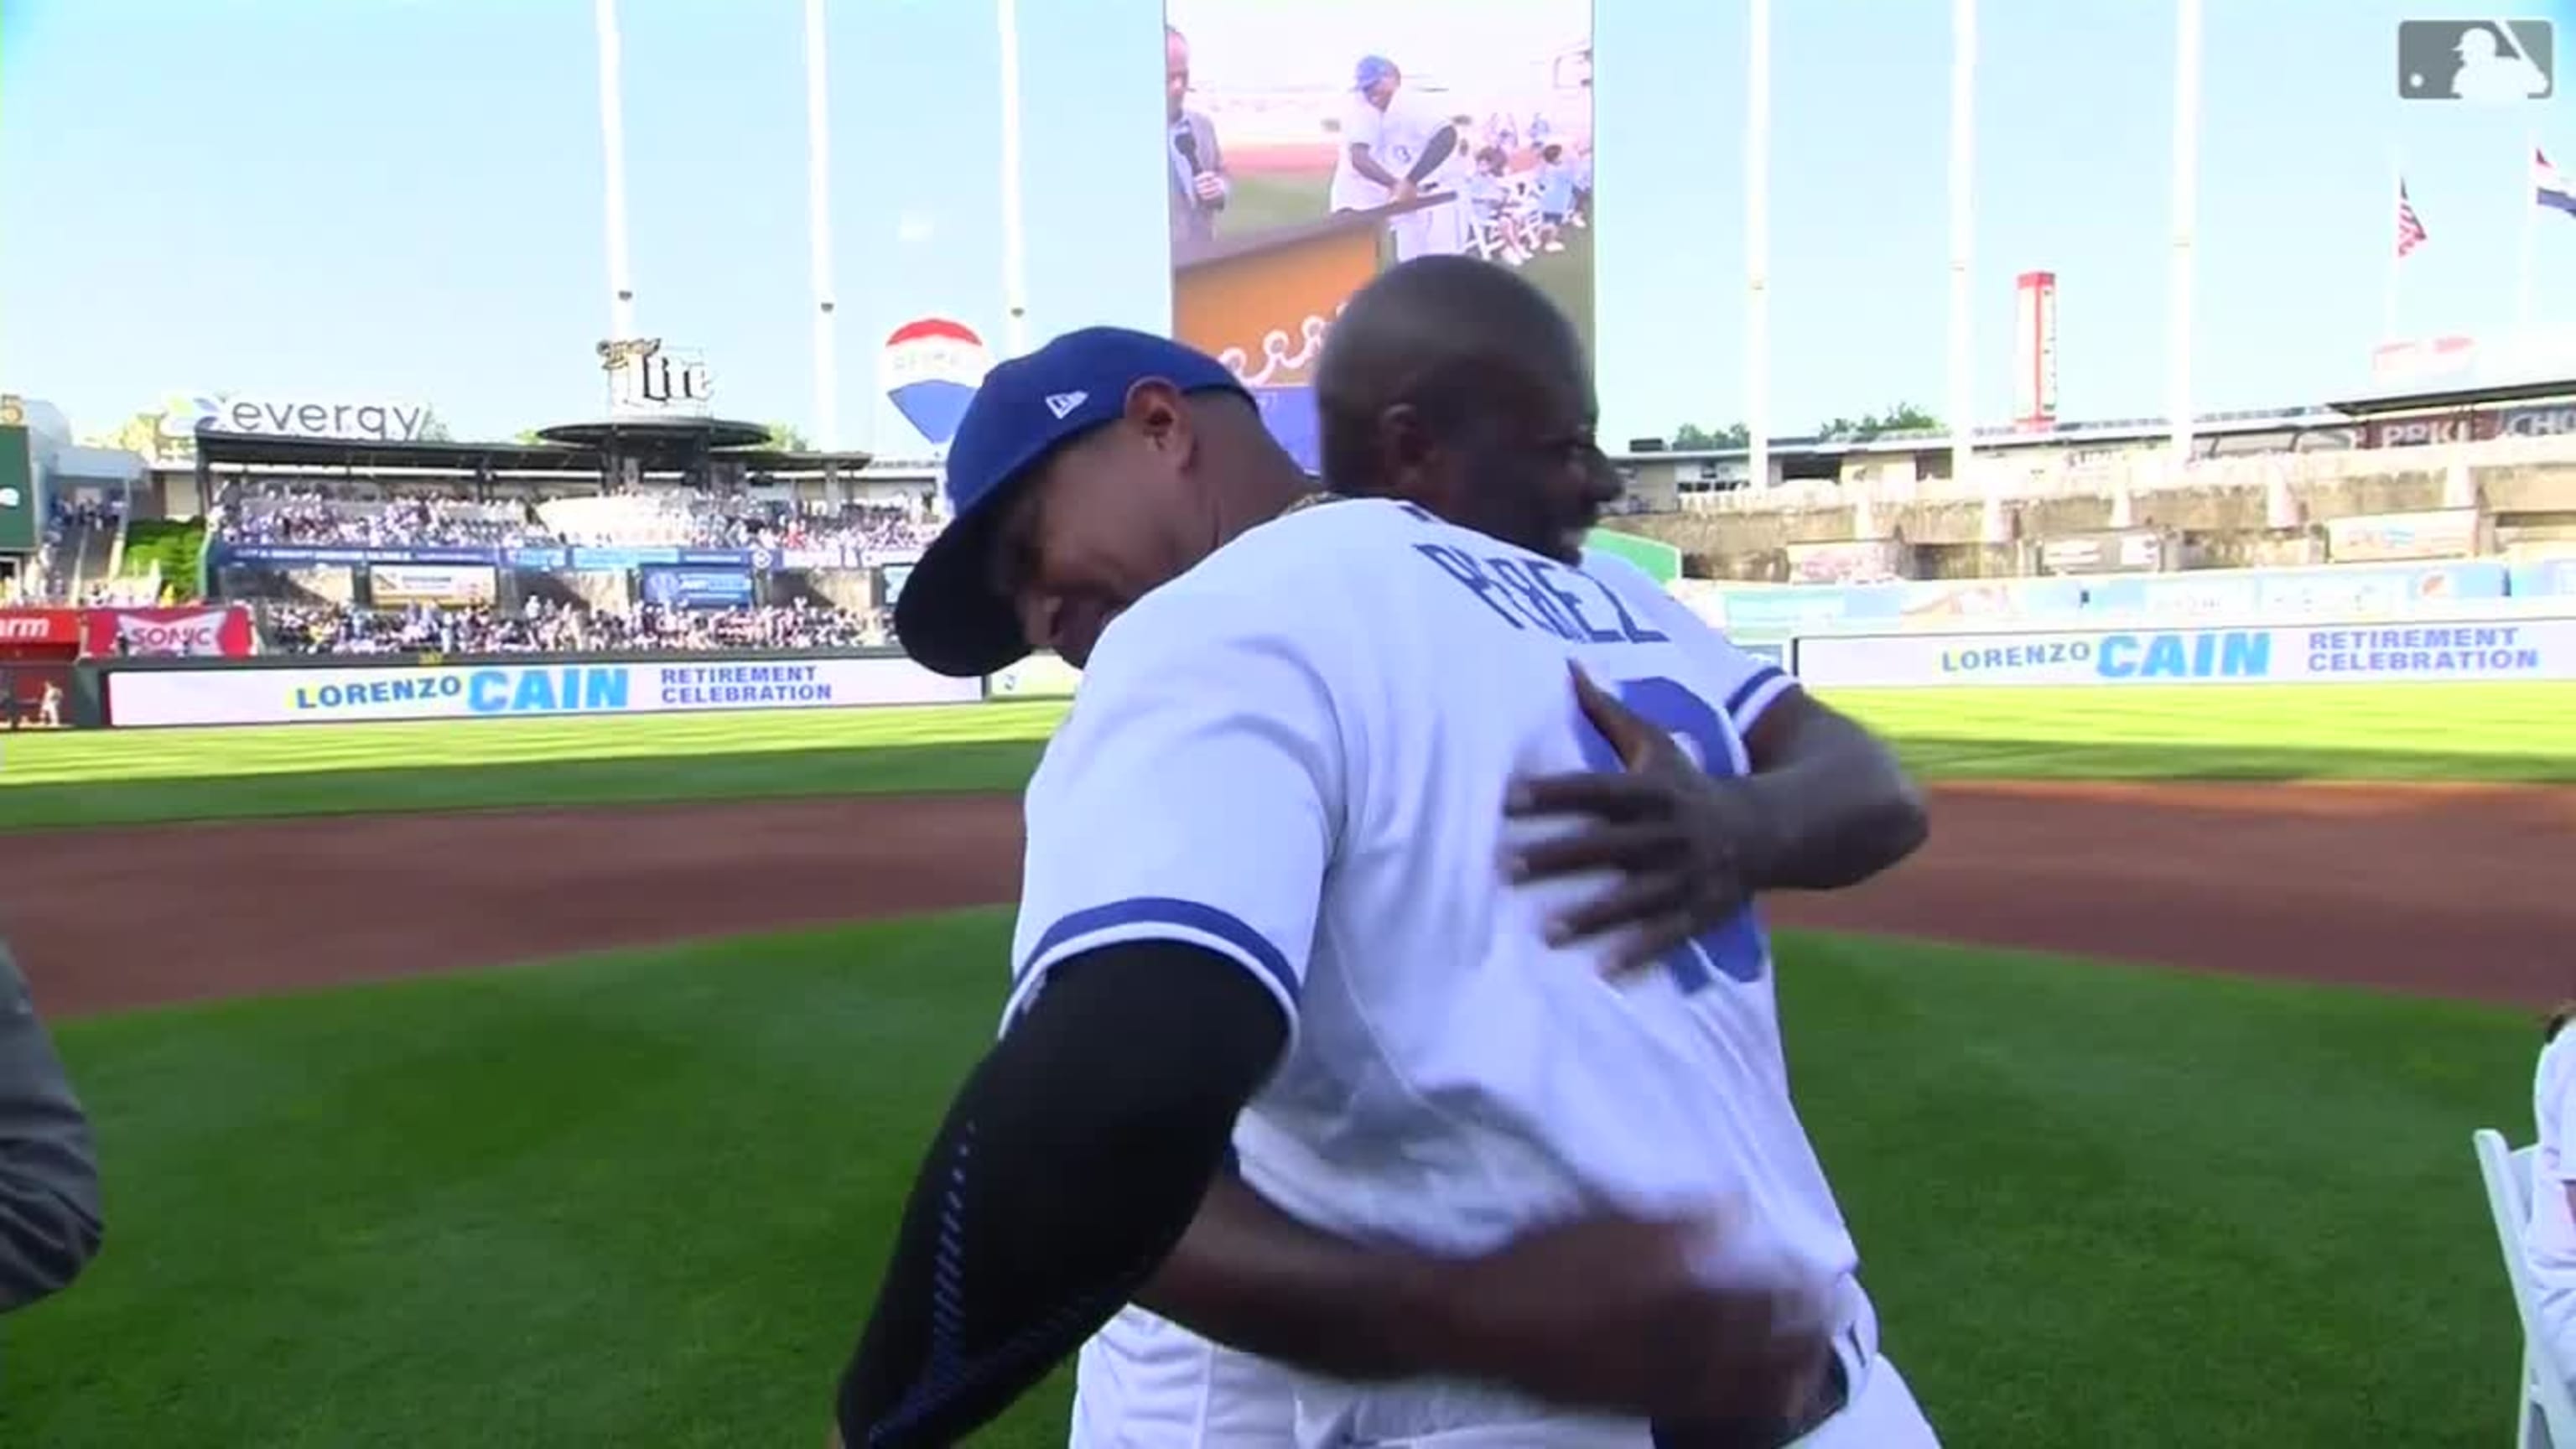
833;257;1935;1449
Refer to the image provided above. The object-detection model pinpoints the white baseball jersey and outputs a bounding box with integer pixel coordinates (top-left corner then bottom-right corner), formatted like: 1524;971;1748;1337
2530;1028;2576;1377
1070;1305;1298;1447
1013;500;1898;1445
1329;96;1438;214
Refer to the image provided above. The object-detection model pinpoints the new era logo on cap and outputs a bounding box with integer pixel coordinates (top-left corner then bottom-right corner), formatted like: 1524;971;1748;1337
892;328;1251;678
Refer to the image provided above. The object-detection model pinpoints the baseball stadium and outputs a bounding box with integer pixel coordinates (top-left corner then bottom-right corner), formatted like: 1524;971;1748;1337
3;366;2576;1446
11;1;2576;1441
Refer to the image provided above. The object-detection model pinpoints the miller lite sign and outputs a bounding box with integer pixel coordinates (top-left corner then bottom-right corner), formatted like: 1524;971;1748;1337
599;338;714;418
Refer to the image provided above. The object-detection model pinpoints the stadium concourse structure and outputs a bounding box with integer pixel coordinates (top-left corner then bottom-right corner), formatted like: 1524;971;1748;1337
173;413;912;519
1608;371;2576;509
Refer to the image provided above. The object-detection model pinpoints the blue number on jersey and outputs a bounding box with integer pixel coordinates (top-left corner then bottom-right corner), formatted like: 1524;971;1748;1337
1571;675;1771;990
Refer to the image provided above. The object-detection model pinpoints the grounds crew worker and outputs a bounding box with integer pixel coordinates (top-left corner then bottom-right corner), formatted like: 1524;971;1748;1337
0;941;101;1311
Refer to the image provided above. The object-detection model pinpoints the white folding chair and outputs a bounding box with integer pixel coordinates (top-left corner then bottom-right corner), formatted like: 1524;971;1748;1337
2473;1127;2576;1447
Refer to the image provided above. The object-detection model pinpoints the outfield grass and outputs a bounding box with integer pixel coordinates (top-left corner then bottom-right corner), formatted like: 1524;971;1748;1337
0;704;1066;830
1;681;2568;830
1830;680;2576;782
0;914;2530;1447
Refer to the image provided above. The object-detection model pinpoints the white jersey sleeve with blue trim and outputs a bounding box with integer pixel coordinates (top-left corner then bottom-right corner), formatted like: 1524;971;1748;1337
1003;584;1341;1035
1581;551;1797;737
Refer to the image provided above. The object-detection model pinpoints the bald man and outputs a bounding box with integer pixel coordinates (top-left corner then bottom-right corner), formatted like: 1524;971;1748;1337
836;262;1929;1447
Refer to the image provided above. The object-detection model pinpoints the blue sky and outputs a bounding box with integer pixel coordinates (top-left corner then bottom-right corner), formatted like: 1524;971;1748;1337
3;0;2573;457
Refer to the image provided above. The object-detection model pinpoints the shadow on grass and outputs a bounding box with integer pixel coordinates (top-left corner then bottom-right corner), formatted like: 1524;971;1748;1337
1895;735;2576;784
0;739;1050;832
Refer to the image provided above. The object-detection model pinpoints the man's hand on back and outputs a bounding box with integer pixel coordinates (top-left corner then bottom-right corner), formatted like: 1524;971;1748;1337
1416;1206;1833;1425
1504;665;1784;974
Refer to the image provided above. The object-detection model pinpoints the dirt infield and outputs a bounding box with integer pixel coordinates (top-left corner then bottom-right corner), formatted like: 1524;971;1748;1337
7;781;2570;1017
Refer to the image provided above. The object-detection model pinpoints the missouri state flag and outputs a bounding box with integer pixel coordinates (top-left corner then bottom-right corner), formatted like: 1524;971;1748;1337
2537;147;2576;219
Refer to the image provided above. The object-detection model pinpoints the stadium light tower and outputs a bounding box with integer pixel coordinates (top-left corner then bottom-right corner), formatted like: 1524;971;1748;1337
2167;0;2203;468
1744;0;1772;491
804;0;841;450
593;0;638;341
1947;0;1976;494
996;0;1031;357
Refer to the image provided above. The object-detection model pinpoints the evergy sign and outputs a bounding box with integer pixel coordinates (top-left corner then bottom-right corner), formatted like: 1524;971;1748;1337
164;393;433;443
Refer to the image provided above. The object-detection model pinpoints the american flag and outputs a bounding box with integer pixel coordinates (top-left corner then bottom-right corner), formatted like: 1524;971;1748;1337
2395;179;2428;258
2536;147;2576;218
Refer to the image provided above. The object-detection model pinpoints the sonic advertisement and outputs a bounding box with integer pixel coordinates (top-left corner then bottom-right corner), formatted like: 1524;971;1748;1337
1792;618;2576;688
106;657;981;728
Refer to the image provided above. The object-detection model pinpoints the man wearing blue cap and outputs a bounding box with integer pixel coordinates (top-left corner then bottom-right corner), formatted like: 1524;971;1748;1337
837;262;1929;1448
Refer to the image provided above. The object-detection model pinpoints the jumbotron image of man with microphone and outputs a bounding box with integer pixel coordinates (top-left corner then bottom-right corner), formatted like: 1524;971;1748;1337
1166;24;1233;263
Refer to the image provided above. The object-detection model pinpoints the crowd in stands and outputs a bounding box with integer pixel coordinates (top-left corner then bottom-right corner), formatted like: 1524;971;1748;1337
259;599;889;655
209;479;944;559
217;486;546;550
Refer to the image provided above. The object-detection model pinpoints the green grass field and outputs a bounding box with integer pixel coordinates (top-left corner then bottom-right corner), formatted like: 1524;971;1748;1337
0;921;2537;1447
0;680;2567;1446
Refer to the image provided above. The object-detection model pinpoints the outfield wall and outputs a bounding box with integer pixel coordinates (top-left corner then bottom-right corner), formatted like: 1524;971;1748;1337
88;651;983;729
1789;616;2576;688
1675;557;2576;644
88;615;2566;732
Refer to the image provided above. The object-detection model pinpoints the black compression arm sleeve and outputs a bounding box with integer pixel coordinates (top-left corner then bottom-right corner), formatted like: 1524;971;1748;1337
835;940;1290;1447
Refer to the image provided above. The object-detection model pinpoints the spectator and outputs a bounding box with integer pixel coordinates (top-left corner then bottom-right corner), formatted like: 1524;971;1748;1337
258;600;892;656
0;941;103;1314
205;479;950;563
2528;1002;2576;1398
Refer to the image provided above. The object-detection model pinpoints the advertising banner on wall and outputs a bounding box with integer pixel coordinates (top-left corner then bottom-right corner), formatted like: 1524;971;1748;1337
2362;411;2502;448
2036;530;2166;576
1794;617;2576;688
1163;0;1594;451
2324;508;2483;564
1785;540;1908;586
641;567;756;610
371;564;499;606
0;609;81;647
106;657;980;728
83;606;256;658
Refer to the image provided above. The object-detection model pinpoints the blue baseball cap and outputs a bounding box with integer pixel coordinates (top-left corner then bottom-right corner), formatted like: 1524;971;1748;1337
1353;55;1399;91
893;326;1249;678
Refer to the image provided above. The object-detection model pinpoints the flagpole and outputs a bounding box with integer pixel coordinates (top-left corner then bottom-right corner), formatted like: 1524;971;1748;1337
2383;154;2403;344
2166;0;2202;467
803;0;840;451
1946;0;1976;490
2520;131;2540;336
1744;0;1772;491
996;0;1031;358
593;0;637;340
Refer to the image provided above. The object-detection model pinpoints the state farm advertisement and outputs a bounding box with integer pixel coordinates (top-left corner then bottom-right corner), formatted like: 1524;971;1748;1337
80;606;255;658
0;610;82;648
